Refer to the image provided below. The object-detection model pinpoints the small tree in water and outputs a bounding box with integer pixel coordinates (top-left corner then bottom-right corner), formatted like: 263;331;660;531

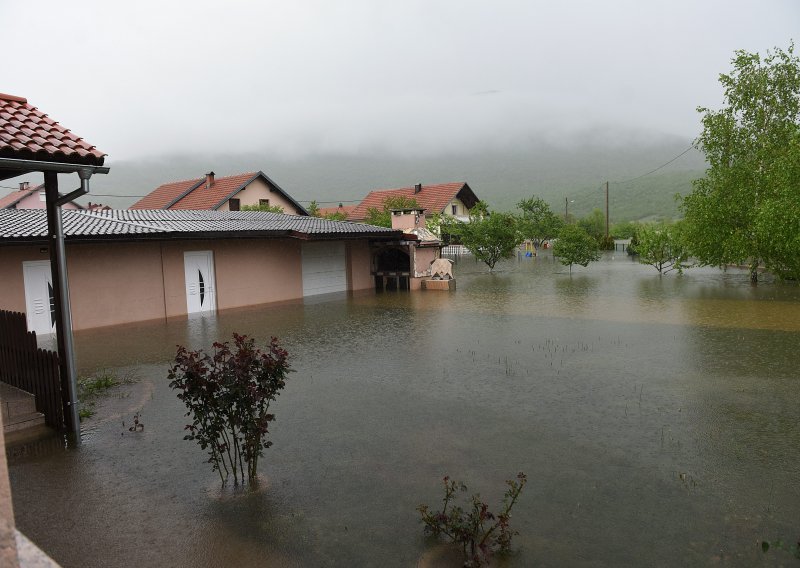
553;224;601;273
168;333;292;485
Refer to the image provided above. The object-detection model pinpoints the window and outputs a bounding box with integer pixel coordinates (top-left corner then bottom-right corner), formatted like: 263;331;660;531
259;199;270;207
229;198;240;211
451;204;457;215
39;191;46;202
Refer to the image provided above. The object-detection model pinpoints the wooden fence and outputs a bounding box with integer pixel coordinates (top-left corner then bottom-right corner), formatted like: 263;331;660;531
0;310;63;429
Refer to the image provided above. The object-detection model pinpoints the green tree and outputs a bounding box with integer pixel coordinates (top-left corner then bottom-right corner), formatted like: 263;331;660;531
611;220;640;240
681;43;800;282
323;211;348;221
635;222;692;275
307;200;320;217
241;203;285;213
453;206;523;271
516;196;563;246
364;196;421;228
553;224;600;273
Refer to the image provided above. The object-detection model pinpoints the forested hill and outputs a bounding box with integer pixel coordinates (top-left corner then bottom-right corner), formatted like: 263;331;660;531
12;134;706;222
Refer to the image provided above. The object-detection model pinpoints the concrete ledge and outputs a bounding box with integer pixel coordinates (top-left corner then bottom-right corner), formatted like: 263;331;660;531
421;279;456;291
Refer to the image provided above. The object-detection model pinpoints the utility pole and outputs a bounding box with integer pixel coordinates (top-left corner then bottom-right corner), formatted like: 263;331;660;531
565;197;569;222
604;181;609;239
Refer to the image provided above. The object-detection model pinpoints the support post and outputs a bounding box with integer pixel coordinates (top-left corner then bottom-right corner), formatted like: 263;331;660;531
605;181;610;239
44;172;81;443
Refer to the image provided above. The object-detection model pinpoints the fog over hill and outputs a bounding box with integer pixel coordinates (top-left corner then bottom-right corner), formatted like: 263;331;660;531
6;130;707;222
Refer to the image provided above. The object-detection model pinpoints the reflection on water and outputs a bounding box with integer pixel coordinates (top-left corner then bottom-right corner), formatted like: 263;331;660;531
8;253;800;567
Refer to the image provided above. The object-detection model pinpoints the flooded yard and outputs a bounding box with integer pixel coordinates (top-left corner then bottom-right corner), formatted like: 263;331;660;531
7;251;800;567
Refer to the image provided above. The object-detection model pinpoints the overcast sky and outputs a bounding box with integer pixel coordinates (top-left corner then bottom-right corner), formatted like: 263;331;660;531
3;1;797;161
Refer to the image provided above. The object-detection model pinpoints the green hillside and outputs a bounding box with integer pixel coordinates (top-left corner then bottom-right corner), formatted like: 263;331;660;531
5;134;705;222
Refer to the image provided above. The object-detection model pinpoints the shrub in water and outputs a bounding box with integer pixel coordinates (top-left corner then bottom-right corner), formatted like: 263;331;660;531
418;472;527;567
168;333;292;485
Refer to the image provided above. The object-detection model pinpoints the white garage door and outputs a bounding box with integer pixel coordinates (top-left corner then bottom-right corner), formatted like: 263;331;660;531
302;241;347;296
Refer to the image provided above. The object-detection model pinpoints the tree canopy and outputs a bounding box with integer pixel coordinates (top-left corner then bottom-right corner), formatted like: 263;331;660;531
241;203;285;213
681;43;800;282
552;224;600;273
634;222;692;275
516;196;563;245
452;203;523;271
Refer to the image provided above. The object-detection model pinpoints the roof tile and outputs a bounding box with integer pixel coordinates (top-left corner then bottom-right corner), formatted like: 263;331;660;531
348;182;470;220
0;93;105;166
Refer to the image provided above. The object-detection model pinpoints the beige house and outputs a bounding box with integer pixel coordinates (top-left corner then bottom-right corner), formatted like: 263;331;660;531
130;171;308;215
347;181;480;223
0;209;400;333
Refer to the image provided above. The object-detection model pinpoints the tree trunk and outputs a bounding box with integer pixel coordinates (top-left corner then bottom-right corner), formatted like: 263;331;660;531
750;259;760;284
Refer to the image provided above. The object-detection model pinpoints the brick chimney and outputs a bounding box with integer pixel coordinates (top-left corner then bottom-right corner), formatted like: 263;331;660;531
414;183;422;194
390;207;426;230
205;171;215;189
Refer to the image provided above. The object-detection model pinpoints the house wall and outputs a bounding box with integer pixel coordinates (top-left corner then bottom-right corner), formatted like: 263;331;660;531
13;191;80;210
445;198;469;217
0;236;374;332
217;177;304;214
347;240;373;291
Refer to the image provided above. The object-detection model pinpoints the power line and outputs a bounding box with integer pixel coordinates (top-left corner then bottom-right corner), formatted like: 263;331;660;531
613;144;696;185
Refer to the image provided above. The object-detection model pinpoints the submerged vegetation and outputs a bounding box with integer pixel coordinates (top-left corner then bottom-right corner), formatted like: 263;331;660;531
77;369;136;421
168;333;293;485
418;472;528;567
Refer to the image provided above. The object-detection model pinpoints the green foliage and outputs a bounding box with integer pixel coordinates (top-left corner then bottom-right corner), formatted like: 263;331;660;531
241;203;285;213
451;206;524;271
762;538;800;560
578;208;606;241
322;211;348;221
681;43;800;282
77;370;136;422
168;333;292;485
418;473;527;567
634;222;692;274
611;220;640;239
364;196;421;227
307;200;320;216
516;195;564;245
553;224;601;273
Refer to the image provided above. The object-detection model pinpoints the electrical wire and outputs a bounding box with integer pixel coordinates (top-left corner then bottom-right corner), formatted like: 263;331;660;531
613;144;696;185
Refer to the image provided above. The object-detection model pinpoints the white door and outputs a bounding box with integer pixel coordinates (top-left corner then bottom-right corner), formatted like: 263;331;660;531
184;251;216;314
22;260;56;335
302;241;347;296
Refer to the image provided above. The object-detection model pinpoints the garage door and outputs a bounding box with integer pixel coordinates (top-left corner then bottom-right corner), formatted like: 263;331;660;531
302;242;347;296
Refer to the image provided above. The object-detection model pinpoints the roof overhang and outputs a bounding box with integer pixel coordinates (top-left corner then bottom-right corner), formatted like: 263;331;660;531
0;157;110;181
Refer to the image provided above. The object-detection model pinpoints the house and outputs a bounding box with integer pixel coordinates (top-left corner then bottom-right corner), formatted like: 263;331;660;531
0;208;402;334
130;170;308;215
0;182;83;210
347;182;480;222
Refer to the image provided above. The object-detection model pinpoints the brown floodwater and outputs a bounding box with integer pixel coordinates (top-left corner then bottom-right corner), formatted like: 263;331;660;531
7;252;800;567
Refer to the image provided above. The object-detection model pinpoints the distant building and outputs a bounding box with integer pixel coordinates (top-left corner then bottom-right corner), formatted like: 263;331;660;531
347;182;480;222
130;170;308;215
0;182;82;210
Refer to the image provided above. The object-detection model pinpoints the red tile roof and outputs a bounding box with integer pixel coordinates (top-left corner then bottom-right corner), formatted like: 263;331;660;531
172;172;259;210
0;93;105;166
0;187;36;209
347;182;475;221
130;171;309;215
317;204;357;217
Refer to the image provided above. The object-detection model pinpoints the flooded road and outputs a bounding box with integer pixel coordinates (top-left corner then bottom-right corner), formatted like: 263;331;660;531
8;252;800;567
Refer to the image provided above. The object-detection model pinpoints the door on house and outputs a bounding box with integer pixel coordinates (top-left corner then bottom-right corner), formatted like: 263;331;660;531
22;260;56;335
301;241;347;297
184;251;217;314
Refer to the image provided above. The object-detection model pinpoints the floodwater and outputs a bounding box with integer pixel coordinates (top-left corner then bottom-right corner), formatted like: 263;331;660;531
7;252;800;567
